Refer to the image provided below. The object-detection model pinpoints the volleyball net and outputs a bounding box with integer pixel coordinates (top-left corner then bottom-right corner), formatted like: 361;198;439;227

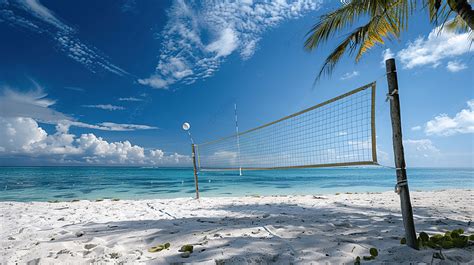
196;82;377;171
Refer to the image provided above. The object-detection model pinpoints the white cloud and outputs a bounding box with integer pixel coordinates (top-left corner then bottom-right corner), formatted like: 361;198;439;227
411;125;421;131
0;0;128;76
121;0;137;13
118;97;144;102
0;86;156;131
348;140;371;149
140;0;321;89
0;117;190;165
206;27;239;57
64;86;85;92
381;48;394;66
82;104;125;111
446;60;468;72
97;122;156;131
0;87;71;122
403;139;440;159
340;71;359;80
424;99;474;136
397;26;473;69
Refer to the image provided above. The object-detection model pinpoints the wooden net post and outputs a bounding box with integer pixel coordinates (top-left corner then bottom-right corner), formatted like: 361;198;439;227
385;58;418;250
191;144;200;199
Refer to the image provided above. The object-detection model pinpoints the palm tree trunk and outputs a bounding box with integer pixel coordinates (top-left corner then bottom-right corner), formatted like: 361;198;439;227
449;0;474;30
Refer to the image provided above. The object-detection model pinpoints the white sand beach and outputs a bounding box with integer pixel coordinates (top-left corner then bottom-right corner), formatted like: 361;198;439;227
1;189;473;264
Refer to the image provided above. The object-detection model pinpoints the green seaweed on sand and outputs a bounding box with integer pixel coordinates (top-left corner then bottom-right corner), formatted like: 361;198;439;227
419;232;429;242
363;256;374;260
179;244;194;253
369;248;378;257
451;231;460;238
358;248;378;261
430;234;443;243
400;237;406;244
179;244;194;258
148;242;171;253
406;229;473;250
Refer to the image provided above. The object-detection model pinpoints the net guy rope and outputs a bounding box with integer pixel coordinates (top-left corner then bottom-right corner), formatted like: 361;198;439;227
196;82;377;171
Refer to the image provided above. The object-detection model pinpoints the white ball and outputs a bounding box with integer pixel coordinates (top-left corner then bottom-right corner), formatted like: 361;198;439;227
182;122;191;131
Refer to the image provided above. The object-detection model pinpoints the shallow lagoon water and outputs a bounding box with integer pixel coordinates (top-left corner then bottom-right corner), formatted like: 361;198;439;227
0;167;472;201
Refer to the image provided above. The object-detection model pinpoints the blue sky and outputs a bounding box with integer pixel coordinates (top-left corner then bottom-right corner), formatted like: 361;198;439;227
0;0;472;167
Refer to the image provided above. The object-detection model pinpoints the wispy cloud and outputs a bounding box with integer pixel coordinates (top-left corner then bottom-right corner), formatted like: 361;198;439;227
121;0;137;14
446;60;468;72
98;122;155;131
424;99;474;136
118;97;144;102
403;139;440;159
82;104;125;111
397;26;473;70
0;85;156;131
66;121;157;131
340;71;359;80
0;0;129;76
64;86;85;92
139;0;321;89
0;87;70;121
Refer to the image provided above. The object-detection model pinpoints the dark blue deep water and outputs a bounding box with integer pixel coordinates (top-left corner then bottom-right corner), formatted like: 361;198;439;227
0;167;472;201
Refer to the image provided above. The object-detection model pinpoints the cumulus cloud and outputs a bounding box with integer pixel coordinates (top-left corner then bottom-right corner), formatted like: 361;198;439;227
139;0;321;89
0;0;129;76
0;86;156;131
340;71;359;80
0;117;190;165
82;104;125;111
424;99;474;136
397;26;473;69
446;60;468;72
381;48;394;66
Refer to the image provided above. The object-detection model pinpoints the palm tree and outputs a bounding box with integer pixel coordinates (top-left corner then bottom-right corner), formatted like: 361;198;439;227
304;0;474;80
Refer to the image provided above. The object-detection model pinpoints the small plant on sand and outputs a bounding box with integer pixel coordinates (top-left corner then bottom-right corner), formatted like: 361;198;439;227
400;237;406;244
355;247;378;262
363;247;378;260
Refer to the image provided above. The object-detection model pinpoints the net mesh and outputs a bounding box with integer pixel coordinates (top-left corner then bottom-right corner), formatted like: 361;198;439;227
196;82;377;170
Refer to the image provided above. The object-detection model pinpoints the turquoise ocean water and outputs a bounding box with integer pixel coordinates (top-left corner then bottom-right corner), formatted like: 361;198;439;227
0;167;472;202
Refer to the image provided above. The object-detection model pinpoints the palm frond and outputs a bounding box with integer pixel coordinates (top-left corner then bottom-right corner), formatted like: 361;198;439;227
304;0;385;51
445;15;471;32
307;0;415;82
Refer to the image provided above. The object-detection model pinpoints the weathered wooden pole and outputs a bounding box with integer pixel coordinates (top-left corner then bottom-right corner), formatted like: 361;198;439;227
385;58;418;249
191;144;200;199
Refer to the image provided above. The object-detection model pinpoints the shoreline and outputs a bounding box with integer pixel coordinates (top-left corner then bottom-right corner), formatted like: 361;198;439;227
2;187;472;203
1;189;473;264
